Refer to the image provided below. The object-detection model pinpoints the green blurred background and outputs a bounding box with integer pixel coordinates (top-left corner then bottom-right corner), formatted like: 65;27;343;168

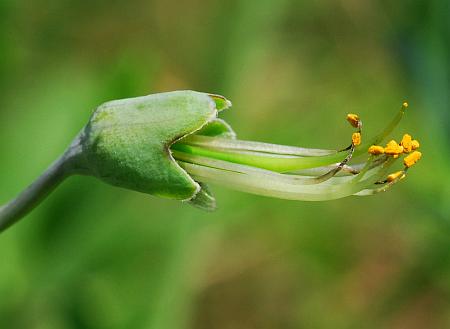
1;0;449;328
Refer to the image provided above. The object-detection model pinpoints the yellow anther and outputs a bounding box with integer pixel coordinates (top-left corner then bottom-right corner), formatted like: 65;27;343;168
411;139;420;150
346;114;360;128
384;140;404;156
352;132;361;146
404;151;422;168
400;134;413;153
387;171;405;182
402;101;409;109
368;145;385;155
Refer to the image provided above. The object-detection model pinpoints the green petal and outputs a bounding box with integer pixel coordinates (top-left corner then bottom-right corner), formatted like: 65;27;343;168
184;117;236;210
193;118;236;139
179;158;394;201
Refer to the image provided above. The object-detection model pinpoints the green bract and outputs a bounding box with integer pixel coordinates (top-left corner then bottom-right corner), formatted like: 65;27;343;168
80;91;233;206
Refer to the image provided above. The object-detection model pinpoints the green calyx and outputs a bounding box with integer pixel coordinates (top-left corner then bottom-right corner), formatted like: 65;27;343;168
80;91;234;205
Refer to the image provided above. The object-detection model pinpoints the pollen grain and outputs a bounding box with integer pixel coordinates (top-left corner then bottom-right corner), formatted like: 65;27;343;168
387;171;405;182
404;151;422;168
346;114;360;128
411;140;420;150
400;134;413;153
384;140;403;156
368;145;385;155
352;132;361;146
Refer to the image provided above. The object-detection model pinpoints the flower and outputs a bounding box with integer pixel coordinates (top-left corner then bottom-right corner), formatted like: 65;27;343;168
35;92;424;208
0;91;422;233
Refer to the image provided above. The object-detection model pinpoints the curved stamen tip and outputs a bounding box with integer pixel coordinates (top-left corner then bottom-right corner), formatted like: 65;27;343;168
402;101;409;109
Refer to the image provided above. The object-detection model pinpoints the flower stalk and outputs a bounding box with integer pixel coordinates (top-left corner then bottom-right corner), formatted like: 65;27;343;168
0;135;85;232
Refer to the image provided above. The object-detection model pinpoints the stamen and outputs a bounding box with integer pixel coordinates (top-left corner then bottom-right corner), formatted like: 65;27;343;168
400;134;413;153
299;112;364;181
368;145;385;155
174;149;357;186
387;170;406;182
411;140;420;150
404;151;422;168
347;114;360;128
356;180;400;195
290;164;359;177
177;157;395;201
357;168;407;195
352;132;361;146
384;140;404;156
314;144;355;183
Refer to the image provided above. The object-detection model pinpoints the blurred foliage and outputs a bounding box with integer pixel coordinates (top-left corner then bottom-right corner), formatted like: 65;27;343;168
0;0;449;328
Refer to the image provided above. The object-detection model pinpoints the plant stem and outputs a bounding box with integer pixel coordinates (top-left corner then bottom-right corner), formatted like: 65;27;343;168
0;134;86;233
